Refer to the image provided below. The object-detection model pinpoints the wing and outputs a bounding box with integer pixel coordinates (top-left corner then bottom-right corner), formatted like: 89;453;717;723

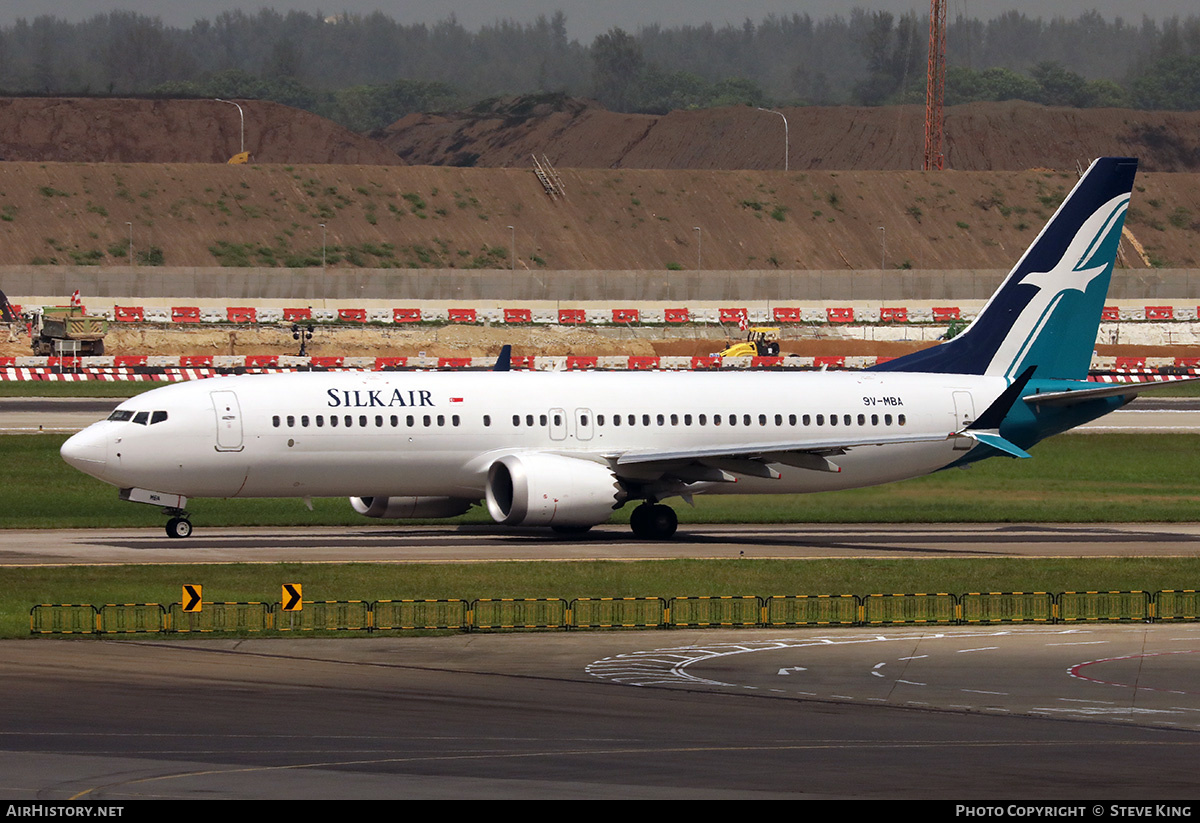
608;429;958;481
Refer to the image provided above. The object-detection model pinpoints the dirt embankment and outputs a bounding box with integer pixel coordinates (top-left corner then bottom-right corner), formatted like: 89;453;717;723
1;163;1197;271
0;98;403;165
5;96;1200;174
383;98;1200;173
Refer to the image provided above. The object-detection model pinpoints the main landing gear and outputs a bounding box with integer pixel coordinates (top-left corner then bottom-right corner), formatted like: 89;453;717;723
629;502;677;540
165;509;193;539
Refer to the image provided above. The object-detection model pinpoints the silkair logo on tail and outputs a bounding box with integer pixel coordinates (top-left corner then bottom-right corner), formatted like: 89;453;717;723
872;157;1137;380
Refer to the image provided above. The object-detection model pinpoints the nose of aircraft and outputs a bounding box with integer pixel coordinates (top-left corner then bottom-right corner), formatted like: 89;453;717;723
61;426;108;476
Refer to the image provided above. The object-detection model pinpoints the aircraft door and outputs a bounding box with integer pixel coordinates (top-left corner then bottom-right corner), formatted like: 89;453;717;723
952;391;975;451
575;408;593;441
212;390;244;452
548;408;567;441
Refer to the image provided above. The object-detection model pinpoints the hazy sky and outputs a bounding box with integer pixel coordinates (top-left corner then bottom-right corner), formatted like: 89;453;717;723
0;1;1192;39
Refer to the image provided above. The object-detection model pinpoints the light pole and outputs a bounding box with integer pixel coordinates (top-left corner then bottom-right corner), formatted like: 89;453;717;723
879;226;886;271
693;226;702;269
319;224;327;309
214;98;245;156
125;222;133;267
757;107;789;171
506;225;515;270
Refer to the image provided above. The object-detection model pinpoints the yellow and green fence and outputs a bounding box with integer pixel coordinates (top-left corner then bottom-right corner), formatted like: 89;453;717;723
29;588;1198;635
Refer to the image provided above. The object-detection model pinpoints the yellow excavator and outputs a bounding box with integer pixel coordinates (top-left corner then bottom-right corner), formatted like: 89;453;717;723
719;326;782;357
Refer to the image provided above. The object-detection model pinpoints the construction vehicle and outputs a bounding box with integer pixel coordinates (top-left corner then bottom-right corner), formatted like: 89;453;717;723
29;305;108;356
719;326;782;357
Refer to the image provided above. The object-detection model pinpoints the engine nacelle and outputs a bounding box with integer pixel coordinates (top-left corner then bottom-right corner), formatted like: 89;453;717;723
350;496;475;519
485;453;625;527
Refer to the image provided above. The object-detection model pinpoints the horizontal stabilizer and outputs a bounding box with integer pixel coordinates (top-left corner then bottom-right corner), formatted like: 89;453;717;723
961;430;1031;459
1024;377;1200;407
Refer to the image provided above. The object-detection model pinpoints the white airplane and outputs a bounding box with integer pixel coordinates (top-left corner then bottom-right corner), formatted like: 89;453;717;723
63;157;1166;540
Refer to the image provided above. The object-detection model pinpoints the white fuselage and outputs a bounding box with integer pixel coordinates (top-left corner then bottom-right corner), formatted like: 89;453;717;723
62;369;1006;501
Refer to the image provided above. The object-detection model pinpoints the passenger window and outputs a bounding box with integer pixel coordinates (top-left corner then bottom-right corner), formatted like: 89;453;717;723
642;414;651;426
452;415;460;426
344;415;352;427
788;414;796;426
714;415;722;426
437;415;445;426
898;414;907;426
803;414;811;426
744;414;752;426
774;414;782;426
513;415;520;426
301;415;310;427
729;415;737;427
540;414;548;426
484;415;492;427
375;415;383;427
885;414;893;425
390;415;398;427
286;415;295;427
359;415;368;427
858;414;865;426
829;414;837;426
628;414;635;426
406;415;414;427
613;415;621;427
759;414;767;426
316;415;324;427
330;415;339;427
526;414;535;426
816;415;824;426
871;414;879;425
581;415;589;426
844;415;851;426
272;415;281;428
657;414;664;426
423;415;432;427
698;414;707;426
151;411;168;424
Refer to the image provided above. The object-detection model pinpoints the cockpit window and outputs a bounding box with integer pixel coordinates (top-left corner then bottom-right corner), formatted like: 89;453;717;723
107;410;134;422
150;411;168;424
132;411;149;425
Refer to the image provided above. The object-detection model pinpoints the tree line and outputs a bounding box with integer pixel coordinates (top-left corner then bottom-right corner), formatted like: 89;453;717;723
0;8;1197;132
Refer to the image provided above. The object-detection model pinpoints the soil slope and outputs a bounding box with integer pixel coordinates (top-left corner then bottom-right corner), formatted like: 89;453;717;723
0;98;403;165
384;98;1200;172
0;163;1196;270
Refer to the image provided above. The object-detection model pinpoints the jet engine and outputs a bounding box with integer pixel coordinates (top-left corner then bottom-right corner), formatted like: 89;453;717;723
350;496;475;519
485;453;625;527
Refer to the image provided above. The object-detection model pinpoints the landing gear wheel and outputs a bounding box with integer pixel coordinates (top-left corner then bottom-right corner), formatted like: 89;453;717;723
630;503;678;540
165;517;193;539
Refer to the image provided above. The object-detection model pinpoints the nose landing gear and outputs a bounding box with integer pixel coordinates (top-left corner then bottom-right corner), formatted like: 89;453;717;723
165;509;193;539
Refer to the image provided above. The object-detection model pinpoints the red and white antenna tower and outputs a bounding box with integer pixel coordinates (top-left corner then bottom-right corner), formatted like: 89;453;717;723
924;0;947;170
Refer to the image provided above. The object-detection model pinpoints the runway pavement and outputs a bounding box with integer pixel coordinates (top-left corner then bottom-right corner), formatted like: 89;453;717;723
3;521;1200;564
3;625;1200;799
